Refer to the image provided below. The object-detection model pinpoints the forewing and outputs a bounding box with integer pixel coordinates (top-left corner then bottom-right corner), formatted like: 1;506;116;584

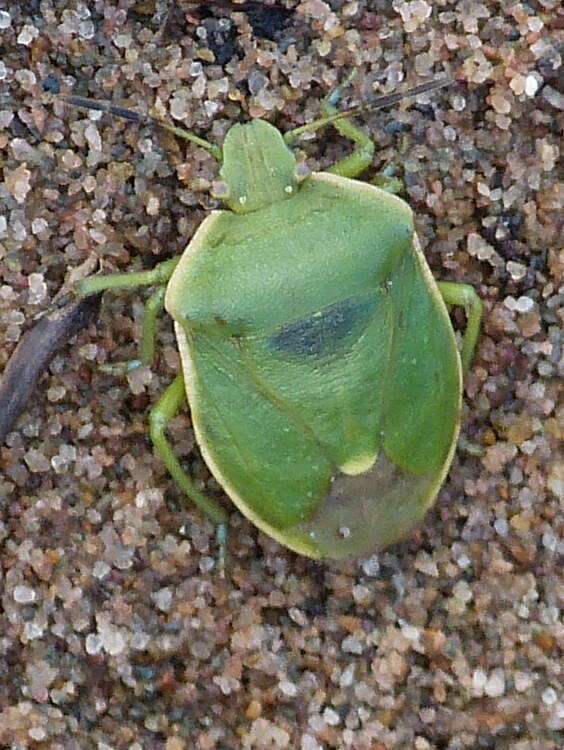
383;237;462;476
175;286;394;547
245;289;394;473
178;324;334;532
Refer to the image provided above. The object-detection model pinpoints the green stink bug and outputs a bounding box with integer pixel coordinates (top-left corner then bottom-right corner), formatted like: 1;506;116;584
65;79;482;564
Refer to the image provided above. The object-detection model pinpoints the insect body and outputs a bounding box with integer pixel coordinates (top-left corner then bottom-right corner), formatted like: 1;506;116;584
71;83;482;562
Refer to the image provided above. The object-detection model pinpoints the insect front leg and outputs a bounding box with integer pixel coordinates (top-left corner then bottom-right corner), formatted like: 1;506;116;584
283;76;450;189
321;86;375;179
321;85;404;193
281;77;374;179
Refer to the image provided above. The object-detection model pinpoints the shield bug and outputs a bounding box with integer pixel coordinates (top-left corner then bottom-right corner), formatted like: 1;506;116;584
59;78;482;565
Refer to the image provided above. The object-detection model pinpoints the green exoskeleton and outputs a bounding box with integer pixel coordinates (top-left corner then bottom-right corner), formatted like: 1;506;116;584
61;78;482;568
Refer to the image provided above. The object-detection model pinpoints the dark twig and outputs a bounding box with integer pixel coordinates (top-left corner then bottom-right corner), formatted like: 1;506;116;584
0;294;101;444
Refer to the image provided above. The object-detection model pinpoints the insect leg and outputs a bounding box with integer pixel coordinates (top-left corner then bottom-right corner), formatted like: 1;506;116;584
75;257;179;297
97;285;167;375
283;77;449;182
75;258;179;374
437;281;483;373
149;374;229;573
321;91;375;179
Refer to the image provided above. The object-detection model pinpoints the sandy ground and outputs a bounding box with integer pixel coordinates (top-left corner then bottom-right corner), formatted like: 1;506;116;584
0;1;562;748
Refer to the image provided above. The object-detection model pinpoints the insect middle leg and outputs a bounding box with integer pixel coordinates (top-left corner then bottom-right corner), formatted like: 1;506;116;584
437;281;483;373
76;257;179;372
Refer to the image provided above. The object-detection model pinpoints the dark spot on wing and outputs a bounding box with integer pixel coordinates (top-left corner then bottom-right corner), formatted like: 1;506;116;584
268;297;374;357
